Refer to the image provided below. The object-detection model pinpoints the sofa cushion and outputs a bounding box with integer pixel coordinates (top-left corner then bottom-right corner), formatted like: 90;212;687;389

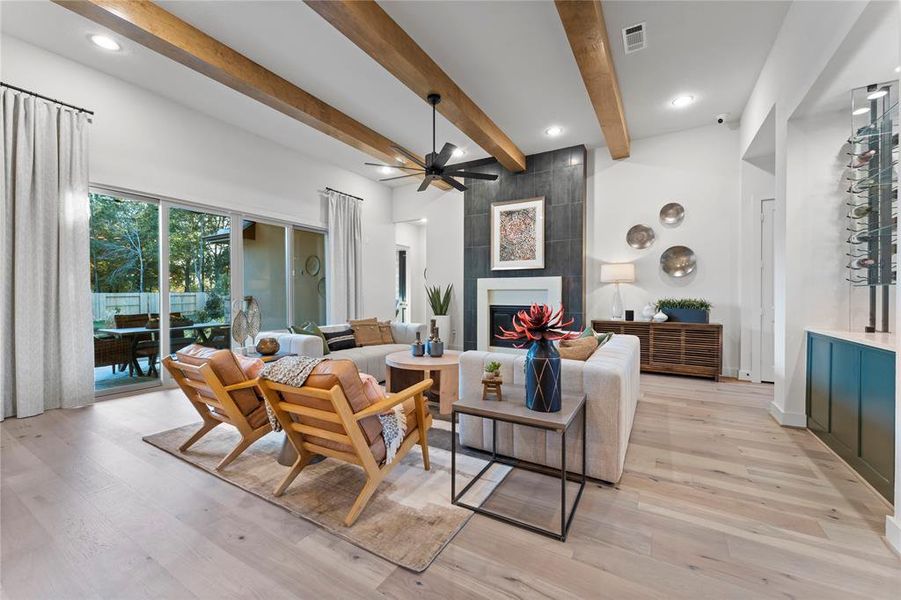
378;320;396;344
324;327;356;352
559;336;598;361
349;317;383;347
175;344;264;417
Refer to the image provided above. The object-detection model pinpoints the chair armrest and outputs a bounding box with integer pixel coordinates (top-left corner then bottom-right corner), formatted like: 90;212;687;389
223;378;260;392
353;379;433;421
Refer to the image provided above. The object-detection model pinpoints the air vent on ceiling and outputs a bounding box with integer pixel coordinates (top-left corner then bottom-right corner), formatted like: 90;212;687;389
622;22;647;54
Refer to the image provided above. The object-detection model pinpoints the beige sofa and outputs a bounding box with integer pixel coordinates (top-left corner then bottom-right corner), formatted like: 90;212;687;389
457;334;641;483
254;322;426;382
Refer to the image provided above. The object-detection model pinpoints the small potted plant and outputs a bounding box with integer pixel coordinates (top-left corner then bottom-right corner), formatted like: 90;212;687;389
483;361;502;381
656;298;712;323
425;284;453;345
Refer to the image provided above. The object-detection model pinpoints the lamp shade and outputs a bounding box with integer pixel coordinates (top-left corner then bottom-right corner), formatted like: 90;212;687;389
600;263;635;283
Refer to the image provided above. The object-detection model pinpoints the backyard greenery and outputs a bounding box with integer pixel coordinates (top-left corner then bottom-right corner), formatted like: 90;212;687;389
90;193;230;323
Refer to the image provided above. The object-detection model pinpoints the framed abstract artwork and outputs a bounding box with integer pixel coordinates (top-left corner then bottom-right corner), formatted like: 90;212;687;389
491;197;545;270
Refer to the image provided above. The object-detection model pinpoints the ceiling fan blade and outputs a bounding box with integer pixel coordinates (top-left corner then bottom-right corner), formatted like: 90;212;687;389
365;162;424;172
391;145;427;168
443;171;498;181
417;175;434;192
433;143;456;169
380;174;420;182
440;175;467;192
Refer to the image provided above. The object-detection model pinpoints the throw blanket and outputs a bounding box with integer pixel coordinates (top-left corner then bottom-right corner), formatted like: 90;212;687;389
260;356;324;432
378;406;407;465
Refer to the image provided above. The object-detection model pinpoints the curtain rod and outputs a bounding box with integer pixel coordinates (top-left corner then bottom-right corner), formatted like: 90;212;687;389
323;187;364;202
1;81;95;116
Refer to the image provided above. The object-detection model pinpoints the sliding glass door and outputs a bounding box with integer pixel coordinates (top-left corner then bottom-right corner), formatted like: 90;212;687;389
242;220;287;332
168;206;232;355
89;191;161;393
292;228;327;326
89;188;327;394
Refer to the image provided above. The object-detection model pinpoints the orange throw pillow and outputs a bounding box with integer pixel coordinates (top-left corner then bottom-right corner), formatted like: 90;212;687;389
558;336;599;361
349;317;383;347
359;373;387;404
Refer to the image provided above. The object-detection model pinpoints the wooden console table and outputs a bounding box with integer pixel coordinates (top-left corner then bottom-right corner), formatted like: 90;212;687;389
591;320;723;381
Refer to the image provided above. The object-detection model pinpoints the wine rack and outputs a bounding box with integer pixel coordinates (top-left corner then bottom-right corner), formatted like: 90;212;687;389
847;81;897;333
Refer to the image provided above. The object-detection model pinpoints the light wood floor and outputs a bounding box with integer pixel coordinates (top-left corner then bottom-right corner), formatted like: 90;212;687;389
2;374;899;599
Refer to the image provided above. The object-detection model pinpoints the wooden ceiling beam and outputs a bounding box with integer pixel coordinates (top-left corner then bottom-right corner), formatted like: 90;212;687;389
52;0;451;189
305;0;527;173
555;0;630;159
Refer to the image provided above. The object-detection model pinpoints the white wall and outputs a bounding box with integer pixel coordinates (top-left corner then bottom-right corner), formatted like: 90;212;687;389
393;185;464;349
1;34;398;320
586;124;741;376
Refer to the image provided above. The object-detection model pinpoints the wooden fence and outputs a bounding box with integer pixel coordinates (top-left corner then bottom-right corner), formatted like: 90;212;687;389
92;292;229;320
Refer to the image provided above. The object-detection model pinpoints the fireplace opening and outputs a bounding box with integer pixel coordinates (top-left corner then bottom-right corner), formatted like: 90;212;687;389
490;305;531;348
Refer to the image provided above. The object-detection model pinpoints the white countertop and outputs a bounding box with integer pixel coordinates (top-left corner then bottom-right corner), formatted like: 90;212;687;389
806;328;896;352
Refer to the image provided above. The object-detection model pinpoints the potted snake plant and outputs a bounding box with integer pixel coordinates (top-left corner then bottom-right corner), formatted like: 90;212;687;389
425;284;453;344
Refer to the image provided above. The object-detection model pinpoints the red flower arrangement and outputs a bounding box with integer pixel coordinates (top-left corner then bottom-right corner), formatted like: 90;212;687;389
496;303;581;347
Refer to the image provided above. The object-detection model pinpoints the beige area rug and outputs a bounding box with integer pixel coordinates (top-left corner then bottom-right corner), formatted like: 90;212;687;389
143;424;508;572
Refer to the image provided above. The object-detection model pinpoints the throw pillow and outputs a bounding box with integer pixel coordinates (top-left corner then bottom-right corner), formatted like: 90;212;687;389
294;322;329;355
359;373;387;404
559;336;599;361
349;317;383;347
596;332;614;348
323;327;356;352
378;320;395;344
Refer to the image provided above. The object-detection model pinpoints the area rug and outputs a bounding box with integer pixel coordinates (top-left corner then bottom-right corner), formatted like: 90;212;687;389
143;423;508;572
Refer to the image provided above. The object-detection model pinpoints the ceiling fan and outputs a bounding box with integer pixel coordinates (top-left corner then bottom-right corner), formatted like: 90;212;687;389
365;93;499;192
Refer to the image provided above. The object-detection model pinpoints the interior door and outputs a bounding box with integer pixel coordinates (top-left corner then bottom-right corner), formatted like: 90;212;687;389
760;198;776;383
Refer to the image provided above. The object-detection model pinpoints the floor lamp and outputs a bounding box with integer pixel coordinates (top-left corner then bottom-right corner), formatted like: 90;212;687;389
601;263;635;320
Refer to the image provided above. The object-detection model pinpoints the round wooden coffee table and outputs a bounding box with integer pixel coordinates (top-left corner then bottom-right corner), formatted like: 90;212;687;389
385;350;461;415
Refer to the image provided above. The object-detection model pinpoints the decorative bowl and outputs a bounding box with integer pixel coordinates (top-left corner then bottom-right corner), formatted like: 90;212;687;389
255;337;280;356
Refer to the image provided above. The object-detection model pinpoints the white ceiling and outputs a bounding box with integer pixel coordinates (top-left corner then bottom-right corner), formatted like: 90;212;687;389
1;0;790;185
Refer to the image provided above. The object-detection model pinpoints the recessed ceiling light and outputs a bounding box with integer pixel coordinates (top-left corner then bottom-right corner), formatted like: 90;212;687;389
895;66;901;73
867;90;888;100
545;125;563;137
852;107;870;116
671;95;694;108
419;218;428;224
452;148;466;158
396;156;405;163
90;34;120;51
379;166;393;174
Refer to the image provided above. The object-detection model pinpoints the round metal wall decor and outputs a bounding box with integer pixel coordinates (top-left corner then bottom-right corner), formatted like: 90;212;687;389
659;202;685;226
305;255;321;277
626;224;656;249
660;245;697;277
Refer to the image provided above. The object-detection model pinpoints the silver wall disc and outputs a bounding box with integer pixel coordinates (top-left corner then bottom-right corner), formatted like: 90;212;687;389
660;245;696;277
626;224;656;249
659;202;685;226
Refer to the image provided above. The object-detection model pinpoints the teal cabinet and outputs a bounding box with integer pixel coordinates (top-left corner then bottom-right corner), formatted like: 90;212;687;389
806;332;895;502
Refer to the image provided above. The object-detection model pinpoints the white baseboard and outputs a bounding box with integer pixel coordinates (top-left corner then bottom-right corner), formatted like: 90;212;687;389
887;515;901;557
768;400;806;428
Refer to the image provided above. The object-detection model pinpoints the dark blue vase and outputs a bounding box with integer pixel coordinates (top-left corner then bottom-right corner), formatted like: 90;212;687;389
525;339;562;412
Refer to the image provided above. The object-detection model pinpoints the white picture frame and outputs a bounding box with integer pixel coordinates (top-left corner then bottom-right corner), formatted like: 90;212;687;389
490;197;545;270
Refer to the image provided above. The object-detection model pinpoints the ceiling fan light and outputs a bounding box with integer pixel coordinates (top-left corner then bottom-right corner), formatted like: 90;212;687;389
452;148;465;158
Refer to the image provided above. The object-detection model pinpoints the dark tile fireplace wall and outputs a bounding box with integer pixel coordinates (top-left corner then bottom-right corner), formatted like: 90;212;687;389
463;145;587;351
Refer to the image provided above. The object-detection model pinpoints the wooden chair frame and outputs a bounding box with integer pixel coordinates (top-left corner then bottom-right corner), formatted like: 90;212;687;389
257;377;433;526
162;356;271;470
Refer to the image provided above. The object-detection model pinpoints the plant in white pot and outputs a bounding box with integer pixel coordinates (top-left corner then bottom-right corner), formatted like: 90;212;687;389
426;284;453;344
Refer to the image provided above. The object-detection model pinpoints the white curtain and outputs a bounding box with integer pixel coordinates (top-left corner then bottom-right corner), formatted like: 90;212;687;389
1;88;94;419
325;190;362;324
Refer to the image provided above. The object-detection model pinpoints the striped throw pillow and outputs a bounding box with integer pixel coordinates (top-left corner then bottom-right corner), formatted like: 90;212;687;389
323;327;356;352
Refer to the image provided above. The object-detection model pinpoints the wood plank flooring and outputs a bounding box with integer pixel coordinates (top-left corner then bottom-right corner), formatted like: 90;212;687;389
2;374;899;599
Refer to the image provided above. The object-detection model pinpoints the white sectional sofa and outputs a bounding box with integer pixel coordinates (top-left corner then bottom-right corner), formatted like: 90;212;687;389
457;334;641;483
253;322;426;382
